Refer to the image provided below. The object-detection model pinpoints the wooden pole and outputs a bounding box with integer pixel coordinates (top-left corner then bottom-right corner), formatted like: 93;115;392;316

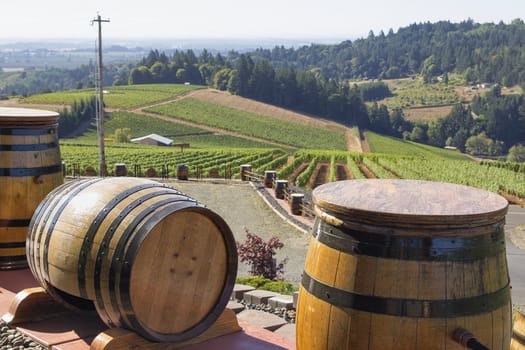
92;14;110;177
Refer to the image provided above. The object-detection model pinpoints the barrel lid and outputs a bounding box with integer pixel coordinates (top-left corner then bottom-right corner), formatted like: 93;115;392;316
0;107;59;123
312;179;508;228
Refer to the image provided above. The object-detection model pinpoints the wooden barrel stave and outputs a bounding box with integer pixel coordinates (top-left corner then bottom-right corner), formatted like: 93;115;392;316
27;177;237;342
298;231;511;349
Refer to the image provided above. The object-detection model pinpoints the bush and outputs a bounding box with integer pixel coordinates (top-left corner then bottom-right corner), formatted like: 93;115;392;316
236;276;296;295
236;229;287;280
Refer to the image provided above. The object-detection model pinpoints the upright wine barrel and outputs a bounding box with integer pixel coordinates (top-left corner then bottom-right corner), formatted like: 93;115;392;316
177;164;189;180
264;170;276;188
297;179;511;350
274;180;288;199
114;163;127;177
0;107;63;270
27;177;237;342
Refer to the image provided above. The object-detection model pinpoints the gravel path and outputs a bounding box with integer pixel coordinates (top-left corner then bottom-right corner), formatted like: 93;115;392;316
163;180;311;285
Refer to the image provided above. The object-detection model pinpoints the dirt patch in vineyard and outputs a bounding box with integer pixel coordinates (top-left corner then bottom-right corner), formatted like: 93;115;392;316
345;128;362;152
502;192;525;206
360;130;371;152
402;105;454;123
287;162;309;185
308;162;329;189
335;163;351;181
358;163;376;178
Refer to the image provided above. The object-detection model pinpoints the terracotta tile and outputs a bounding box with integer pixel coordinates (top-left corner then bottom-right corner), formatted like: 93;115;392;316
0;287;15;316
180;321;295;350
51;338;93;350
16;312;106;347
0;269;39;293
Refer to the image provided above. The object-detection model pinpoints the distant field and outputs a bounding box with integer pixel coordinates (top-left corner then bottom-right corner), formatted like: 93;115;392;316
402;105;455;122
365;131;471;161
145;98;347;150
382;77;460;109
22;84;204;109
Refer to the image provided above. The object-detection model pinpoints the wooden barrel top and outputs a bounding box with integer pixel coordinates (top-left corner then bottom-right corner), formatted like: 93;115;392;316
313;179;509;228
0;107;59;125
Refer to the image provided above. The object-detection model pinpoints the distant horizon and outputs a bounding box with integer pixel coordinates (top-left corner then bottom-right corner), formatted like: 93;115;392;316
0;17;522;50
0;36;350;51
1;0;523;45
0;17;516;51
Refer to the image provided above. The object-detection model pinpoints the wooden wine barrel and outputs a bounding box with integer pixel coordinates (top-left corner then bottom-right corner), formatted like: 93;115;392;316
27;177;238;342
177;164;189;180
289;193;304;215
297;179;511;350
114;163;127;176
511;312;525;350
264;170;276;188
0;107;63;270
274;180;288;199
240;164;251;181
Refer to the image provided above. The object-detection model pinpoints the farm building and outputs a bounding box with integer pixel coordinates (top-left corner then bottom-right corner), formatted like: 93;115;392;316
130;133;173;146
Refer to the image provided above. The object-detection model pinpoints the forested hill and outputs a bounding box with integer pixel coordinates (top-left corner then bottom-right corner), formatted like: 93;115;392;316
250;19;525;87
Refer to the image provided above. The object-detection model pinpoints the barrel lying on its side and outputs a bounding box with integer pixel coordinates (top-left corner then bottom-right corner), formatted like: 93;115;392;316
27;177;238;342
0;107;63;270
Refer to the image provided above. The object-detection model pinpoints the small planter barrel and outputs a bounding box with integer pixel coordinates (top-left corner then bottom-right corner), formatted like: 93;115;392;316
240;164;251;181
289;193;304;215
511;312;525;350
263;170;276;188
27;177;238;342
274;180;288;199
176;164;189;180
297;179;511;350
114;163;127;177
0;107;63;270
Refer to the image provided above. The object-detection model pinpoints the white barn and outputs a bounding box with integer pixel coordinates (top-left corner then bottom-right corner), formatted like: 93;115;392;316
130;134;173;146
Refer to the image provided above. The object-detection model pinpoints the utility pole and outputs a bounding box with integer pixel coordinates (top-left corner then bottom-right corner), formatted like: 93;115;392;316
92;14;110;177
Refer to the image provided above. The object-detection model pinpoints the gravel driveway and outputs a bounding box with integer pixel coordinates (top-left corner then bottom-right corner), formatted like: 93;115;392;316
164;180;311;285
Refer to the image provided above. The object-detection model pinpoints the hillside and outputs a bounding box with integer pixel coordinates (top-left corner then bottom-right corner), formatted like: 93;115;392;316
10;85;356;151
6;83;525;204
167;89;361;151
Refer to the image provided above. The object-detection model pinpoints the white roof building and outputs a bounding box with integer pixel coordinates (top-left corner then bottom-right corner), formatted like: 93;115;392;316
130;133;173;146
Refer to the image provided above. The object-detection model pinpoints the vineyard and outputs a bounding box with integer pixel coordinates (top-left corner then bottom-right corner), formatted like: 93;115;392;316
16;83;525;203
22;84;204;109
60;144;525;203
145;98;347;150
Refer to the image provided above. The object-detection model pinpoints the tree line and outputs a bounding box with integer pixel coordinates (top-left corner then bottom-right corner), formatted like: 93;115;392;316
129;50;394;126
409;85;525;158
58;96;97;137
249;19;525;88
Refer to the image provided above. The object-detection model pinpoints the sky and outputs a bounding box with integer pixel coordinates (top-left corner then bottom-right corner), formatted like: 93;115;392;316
1;0;524;42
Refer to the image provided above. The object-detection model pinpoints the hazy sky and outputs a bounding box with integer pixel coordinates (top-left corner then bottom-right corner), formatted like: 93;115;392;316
1;0;523;41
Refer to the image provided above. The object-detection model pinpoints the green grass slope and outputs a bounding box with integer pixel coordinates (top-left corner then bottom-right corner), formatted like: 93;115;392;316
145;98;347;150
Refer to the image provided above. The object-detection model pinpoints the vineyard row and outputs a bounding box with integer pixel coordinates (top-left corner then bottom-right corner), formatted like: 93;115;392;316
60;146;525;201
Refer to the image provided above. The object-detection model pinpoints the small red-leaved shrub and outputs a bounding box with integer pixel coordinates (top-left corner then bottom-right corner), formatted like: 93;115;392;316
236;229;287;281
